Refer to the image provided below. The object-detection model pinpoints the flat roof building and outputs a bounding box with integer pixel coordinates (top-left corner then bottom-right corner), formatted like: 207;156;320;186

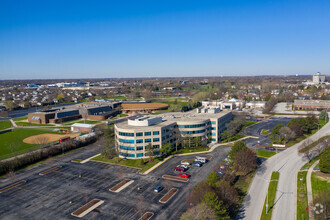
115;108;232;159
294;100;330;111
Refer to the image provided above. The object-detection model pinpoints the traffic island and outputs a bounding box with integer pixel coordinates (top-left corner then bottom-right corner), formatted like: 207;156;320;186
0;180;26;193
162;175;189;182
139;212;154;220
39;166;62;175
71;199;104;218
159;188;178;203
109;179;134;193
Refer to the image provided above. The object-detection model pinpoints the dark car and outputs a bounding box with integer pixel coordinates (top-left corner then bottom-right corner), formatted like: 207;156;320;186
192;161;202;167
154;185;164;192
265;147;275;151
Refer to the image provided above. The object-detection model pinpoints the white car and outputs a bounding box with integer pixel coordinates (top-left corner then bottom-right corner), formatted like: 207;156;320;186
178;165;188;169
181;161;190;166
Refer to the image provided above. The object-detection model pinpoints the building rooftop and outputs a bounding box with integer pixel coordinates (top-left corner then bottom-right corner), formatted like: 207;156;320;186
115;109;232;130
71;123;96;128
294;99;330;106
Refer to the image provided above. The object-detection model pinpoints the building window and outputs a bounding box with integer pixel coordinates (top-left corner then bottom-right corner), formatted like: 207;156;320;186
212;127;216;130
119;146;135;150
136;146;144;151
212;133;216;136
211;121;216;125
144;132;151;136
136;153;143;157
119;132;134;137
153;138;160;142
136;139;143;143
153;131;159;135
136;132;143;136
145;139;151;143
119;139;134;144
211;138;216;141
127;154;135;158
153;145;160;149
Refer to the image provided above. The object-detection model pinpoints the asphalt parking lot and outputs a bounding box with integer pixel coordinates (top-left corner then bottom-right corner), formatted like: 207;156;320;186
0;139;231;220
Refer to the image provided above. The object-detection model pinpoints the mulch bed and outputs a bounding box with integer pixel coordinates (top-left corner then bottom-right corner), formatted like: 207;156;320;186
162;175;189;182
139;212;154;220
0;180;26;193
109;179;131;192
159;188;178;203
71;199;103;218
39;166;62;176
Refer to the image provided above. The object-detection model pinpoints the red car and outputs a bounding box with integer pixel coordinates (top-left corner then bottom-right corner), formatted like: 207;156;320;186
178;173;189;178
174;167;185;172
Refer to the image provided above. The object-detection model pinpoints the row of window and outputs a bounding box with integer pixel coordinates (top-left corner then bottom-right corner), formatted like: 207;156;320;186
181;129;206;135
119;131;160;137
120;151;161;158
119;145;160;151
178;123;207;128
119;138;160;144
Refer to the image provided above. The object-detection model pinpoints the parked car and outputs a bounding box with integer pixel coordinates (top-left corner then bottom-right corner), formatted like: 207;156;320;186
192;161;202;167
181;161;190;166
195;156;207;163
177;165;188;169
265;146;275;151
178;173;189;178
216;172;224;176
154;185;164;192
174;167;185;172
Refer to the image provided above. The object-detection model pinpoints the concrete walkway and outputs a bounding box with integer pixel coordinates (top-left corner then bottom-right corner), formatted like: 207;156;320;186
307;160;319;220
9;119;17;128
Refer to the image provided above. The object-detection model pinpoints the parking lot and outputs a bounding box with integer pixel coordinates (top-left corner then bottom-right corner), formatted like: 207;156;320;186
0;142;230;220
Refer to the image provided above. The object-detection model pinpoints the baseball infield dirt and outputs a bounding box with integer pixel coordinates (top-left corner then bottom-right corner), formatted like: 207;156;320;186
23;133;79;144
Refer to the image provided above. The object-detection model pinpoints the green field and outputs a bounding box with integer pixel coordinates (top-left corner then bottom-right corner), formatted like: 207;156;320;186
0;120;12;130
16;122;55;127
63;120;100;125
311;172;330;198
13;116;28;121
261;172;280;220
257;150;276;159
92;155;162;173
0;128;60;160
297;171;308;220
173;146;209;154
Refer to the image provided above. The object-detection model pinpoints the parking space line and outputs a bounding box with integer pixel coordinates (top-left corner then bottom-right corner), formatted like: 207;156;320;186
121;207;136;219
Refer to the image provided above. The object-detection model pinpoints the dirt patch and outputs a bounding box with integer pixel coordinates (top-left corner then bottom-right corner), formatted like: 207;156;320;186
159;188;178;203
39;166;62;176
71;199;104;218
0;180;26;193
23;133;79;144
121;103;168;110
315;171;330;181
162;175;189;182
139;212;154;220
109;179;132;192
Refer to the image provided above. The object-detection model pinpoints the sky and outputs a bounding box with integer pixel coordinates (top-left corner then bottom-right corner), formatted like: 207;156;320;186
0;0;329;79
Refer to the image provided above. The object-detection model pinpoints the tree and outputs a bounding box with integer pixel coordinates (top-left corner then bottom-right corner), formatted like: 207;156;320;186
279;127;295;144
186;180;213;207
234;148;257;175
202;192;229;218
206;171;220;187
271;124;284;137
145;143;154;161
228;141;246;161
319;110;329;122
160;142;172;157
288;122;303;138
319;146;330;173
215;180;239;214
181;202;218;220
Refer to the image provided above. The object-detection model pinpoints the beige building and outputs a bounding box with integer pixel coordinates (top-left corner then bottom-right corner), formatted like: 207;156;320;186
115;108;232;159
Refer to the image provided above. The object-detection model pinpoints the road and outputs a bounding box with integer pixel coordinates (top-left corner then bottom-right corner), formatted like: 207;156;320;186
238;119;330;220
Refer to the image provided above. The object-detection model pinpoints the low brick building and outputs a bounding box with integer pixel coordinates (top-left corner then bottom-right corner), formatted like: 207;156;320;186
294;100;330;111
71;123;96;133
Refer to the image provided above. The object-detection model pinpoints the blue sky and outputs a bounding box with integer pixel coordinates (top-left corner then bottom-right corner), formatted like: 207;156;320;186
0;0;329;79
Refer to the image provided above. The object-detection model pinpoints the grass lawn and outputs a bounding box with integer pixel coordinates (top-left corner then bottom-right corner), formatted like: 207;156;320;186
257;150;276;159
0;128;60;160
173;146;209;154
300;156;320;170
261;129;270;135
311;172;330;198
63;120;100;125
260;172;280;220
16;122;55;126
0;120;12;130
13;116;28;121
119;114;128;117
297;171;308;220
245;121;258;127
92;155;163;173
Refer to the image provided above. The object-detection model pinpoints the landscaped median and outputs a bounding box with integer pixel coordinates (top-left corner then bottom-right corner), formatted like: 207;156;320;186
297;171;308;220
257;150;276;159
162;175;189;182
71;199;104;218
109;179;134;193
260;172;280;220
159;188;178;203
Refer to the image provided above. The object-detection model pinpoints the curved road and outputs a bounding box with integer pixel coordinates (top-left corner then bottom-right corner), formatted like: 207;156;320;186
238;118;330;220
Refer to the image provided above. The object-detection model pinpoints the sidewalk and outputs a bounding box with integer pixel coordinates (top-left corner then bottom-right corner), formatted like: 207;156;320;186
307;160;319;220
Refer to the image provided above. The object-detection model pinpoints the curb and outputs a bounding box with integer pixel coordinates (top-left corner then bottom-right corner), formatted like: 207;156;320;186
80;153;101;164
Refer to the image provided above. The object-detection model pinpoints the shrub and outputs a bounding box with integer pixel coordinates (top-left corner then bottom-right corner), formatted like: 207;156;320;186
319;147;330;173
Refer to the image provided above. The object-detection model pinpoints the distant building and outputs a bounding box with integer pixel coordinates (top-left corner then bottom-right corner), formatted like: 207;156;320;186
246;101;266;110
71;123;96;133
294;100;330;111
121;103;169;114
115;108;232;159
313;72;326;84
202;99;246;110
28;109;80;124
